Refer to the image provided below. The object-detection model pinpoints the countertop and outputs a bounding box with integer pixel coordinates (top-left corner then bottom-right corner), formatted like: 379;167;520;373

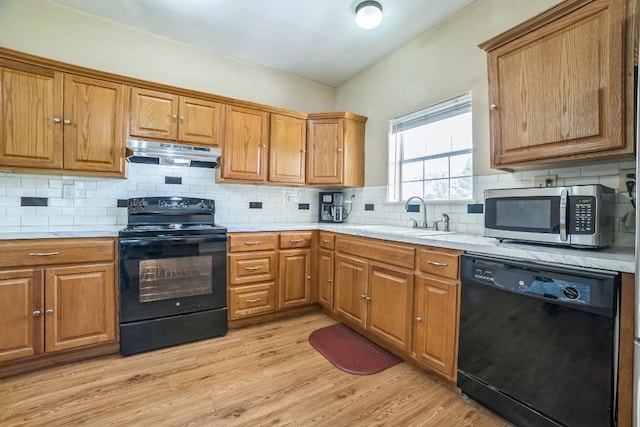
227;223;636;274
0;223;634;273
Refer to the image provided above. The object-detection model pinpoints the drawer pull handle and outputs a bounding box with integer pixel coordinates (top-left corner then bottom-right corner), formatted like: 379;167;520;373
321;239;330;243
245;266;261;271
290;239;304;243
246;298;262;303
245;241;262;245
45;309;54;315
29;252;60;257
427;260;448;267
32;310;41;317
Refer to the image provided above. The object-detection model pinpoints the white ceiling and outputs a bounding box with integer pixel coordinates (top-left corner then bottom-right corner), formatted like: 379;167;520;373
52;0;475;87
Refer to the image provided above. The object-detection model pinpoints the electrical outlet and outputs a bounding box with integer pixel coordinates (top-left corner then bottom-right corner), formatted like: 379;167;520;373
619;168;635;192
533;175;557;188
62;184;74;199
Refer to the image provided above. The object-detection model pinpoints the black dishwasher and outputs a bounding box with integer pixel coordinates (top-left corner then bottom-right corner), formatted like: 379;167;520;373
458;253;619;427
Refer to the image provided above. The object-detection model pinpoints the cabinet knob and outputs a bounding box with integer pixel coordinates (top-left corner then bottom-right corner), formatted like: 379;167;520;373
45;309;54;315
179;115;184;120
489;104;498;110
307;275;311;279
327;279;333;283
366;296;372;301
32;310;41;317
63;119;71;125
53;118;61;123
300;149;306;153
337;148;343;152
360;294;367;299
261;144;267;148
416;316;423;322
172;114;178;119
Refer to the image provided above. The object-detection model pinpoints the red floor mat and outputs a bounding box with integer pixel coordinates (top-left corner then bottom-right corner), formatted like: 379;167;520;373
309;323;402;375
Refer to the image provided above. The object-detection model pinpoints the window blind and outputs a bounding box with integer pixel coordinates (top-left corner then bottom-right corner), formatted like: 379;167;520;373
391;94;471;134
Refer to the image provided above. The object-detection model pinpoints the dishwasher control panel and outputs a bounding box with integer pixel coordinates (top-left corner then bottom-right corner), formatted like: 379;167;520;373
462;254;618;312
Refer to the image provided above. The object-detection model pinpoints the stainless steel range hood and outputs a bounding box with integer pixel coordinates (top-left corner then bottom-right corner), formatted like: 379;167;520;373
126;139;221;168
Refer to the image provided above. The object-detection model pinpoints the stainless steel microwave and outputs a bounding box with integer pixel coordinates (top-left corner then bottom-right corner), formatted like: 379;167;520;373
484;185;615;248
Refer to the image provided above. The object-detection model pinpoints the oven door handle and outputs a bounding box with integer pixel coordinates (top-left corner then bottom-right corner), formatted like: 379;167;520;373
120;235;226;246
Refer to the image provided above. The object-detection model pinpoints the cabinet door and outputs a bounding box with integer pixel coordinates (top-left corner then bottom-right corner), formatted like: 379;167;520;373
63;74;126;174
278;249;312;309
487;0;626;167
368;264;414;353
129;87;179;140
178;96;223;147
306;118;343;185
0;269;43;362
221;105;269;181
269;114;306;184
413;274;458;379
44;263;115;353
318;249;334;310
334;254;367;329
0;61;63;169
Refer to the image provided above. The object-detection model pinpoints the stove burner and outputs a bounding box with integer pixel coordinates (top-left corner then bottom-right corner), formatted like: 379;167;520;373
119;197;226;238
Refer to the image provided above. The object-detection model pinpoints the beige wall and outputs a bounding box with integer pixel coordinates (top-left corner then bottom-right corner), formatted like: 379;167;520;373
0;0;335;113
335;0;561;186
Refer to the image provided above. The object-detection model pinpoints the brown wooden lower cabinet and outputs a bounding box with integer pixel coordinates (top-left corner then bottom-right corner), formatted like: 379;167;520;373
317;248;334;310
412;274;458;378
227;231;316;321
0;238;117;366
0;263;116;363
367;264;414;353
278;249;312;309
334;252;414;354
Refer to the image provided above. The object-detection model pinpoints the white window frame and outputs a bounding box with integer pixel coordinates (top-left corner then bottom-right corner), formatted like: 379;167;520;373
388;94;473;202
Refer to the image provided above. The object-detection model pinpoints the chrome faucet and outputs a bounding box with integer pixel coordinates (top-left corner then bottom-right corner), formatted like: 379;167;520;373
404;196;428;228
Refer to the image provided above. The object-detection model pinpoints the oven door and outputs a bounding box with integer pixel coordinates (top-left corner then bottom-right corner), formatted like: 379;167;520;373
484;187;567;245
119;234;227;323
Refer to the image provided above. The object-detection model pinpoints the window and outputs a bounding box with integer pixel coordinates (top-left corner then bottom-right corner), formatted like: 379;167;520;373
388;94;473;202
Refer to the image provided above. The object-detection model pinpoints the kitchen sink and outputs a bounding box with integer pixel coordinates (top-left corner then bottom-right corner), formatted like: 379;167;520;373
345;225;453;236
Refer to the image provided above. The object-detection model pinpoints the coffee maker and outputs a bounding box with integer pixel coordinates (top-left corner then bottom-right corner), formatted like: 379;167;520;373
319;192;344;223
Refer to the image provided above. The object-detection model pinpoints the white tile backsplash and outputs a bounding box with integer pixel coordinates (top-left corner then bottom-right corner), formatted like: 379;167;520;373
0;161;634;247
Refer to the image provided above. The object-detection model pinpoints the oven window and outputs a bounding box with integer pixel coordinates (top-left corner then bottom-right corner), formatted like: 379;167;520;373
138;256;212;302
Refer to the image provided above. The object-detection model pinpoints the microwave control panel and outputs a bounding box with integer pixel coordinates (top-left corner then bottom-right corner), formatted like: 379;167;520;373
568;196;595;234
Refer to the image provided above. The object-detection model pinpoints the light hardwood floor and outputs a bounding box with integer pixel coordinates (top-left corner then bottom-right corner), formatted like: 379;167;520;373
0;312;511;426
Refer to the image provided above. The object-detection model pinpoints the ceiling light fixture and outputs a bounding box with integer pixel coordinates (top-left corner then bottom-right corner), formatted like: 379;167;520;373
355;1;383;30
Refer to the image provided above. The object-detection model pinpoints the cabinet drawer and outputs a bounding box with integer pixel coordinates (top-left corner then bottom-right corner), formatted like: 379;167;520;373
0;238;115;268
417;248;460;280
279;231;313;249
336;236;415;269
318;232;335;250
228;233;277;252
229;283;276;319
229;252;276;285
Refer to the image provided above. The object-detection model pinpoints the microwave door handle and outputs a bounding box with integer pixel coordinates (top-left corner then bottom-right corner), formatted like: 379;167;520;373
559;189;568;241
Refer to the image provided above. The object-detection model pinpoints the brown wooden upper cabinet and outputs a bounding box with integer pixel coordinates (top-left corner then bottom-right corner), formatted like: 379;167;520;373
479;0;635;170
269;113;307;185
129;87;223;147
306;112;366;187
0;59;126;176
220;104;270;182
